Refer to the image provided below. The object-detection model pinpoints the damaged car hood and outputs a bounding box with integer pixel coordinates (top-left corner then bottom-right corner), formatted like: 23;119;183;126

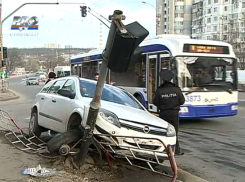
81;98;168;129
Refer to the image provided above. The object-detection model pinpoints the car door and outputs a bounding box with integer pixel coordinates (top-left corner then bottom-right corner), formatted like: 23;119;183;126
49;79;78;132
40;79;67;132
37;81;56;127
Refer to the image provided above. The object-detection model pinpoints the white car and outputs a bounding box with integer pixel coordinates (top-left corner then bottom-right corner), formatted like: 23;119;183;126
29;76;176;158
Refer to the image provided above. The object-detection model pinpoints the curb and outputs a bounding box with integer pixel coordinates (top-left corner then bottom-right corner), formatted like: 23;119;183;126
178;168;210;182
0;89;19;102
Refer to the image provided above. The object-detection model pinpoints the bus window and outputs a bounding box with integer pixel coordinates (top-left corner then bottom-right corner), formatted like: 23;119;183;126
81;61;98;79
78;64;82;77
134;56;146;87
148;57;157;104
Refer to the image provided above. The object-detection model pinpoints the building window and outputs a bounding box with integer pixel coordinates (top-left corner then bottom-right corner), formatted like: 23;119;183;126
225;0;228;2
224;6;228;11
243;2;245;8
214;0;218;3
208;0;211;4
175;13;184;18
224;25;228;31
207;26;211;32
175;5;184;10
207;36;211;40
207;8;211;14
213;16;218;22
223;35;227;40
214;7;217;12
207;17;211;23
213;26;218;31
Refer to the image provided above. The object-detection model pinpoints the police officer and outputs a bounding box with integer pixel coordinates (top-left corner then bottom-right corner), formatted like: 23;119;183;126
153;70;185;155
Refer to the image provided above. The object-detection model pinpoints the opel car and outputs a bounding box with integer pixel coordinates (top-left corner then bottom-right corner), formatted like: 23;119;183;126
29;76;176;158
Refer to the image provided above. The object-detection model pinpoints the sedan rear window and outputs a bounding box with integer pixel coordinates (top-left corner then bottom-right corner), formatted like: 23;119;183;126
79;80;144;110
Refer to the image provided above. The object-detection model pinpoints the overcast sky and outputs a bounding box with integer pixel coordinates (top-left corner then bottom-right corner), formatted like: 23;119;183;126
2;0;156;48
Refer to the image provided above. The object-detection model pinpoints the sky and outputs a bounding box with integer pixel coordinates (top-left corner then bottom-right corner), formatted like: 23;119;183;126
2;0;156;48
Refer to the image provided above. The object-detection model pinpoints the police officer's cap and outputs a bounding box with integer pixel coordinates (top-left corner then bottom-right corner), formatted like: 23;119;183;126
160;70;174;82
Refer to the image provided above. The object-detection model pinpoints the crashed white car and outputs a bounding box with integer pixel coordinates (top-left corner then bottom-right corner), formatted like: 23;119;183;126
29;76;176;158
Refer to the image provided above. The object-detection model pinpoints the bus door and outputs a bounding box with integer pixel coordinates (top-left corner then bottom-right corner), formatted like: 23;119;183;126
146;54;158;113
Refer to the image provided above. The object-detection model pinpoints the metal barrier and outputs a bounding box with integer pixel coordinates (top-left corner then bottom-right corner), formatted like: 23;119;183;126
0;109;178;182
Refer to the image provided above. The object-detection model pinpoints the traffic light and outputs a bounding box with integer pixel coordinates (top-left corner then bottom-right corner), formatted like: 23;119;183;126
80;6;87;17
3;47;7;59
1;60;6;67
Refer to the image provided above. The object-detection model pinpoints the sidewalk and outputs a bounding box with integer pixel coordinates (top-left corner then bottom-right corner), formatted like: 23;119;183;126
0;89;19;101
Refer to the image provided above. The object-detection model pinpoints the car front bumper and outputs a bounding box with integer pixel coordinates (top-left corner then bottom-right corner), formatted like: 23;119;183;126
93;118;176;159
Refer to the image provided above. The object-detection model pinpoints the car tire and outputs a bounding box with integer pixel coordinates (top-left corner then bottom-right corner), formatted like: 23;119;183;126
47;129;83;153
29;111;42;137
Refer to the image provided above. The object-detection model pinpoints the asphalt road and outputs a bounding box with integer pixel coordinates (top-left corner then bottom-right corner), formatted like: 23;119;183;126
3;76;245;182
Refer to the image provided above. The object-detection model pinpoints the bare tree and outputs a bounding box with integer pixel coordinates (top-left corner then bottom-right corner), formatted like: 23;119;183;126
6;49;24;71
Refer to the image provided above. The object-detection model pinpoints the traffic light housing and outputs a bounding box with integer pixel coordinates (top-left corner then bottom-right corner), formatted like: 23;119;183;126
81;6;87;17
3;47;7;59
106;21;149;72
1;60;6;67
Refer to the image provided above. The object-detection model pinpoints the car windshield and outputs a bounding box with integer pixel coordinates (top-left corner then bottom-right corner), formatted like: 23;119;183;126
79;79;144;110
28;77;37;80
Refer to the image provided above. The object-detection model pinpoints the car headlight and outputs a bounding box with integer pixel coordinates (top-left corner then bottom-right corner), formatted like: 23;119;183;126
98;108;121;128
167;123;176;137
180;106;189;113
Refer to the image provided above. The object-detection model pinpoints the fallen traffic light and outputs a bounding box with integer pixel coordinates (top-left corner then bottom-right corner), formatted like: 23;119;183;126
106;21;149;72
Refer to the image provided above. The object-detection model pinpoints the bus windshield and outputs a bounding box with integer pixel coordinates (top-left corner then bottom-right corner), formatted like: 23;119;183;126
176;57;237;92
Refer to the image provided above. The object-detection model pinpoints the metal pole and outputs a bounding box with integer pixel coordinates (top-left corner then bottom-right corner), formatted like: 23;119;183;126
0;2;59;68
75;10;125;168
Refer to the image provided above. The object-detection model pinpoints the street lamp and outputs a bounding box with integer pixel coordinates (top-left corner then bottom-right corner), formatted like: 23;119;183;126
142;1;158;35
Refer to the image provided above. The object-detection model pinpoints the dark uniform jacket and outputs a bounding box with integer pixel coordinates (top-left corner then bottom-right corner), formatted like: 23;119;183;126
153;82;185;111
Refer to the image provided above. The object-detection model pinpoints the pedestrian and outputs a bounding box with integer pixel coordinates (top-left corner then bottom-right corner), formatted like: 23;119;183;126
45;72;56;85
153;70;185;155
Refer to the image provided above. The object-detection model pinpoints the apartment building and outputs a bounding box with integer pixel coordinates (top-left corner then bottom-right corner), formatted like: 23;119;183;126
156;0;193;36
191;0;245;42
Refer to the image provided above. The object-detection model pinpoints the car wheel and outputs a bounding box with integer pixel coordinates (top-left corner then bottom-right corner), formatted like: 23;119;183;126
67;114;82;131
47;129;83;153
29;111;42;137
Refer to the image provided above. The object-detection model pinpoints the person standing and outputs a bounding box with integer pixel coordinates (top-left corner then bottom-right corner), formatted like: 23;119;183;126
153;70;185;155
45;72;56;85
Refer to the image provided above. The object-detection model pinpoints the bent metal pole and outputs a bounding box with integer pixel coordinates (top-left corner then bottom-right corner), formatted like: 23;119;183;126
75;10;126;168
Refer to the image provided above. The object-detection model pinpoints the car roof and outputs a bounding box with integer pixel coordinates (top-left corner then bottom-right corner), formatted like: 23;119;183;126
52;76;124;91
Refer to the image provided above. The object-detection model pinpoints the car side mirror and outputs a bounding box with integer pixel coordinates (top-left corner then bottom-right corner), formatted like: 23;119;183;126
57;89;75;99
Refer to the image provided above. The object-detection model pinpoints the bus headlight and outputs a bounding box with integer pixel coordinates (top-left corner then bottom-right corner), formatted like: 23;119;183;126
167;123;176;137
231;105;237;110
180;107;189;113
99;108;121;128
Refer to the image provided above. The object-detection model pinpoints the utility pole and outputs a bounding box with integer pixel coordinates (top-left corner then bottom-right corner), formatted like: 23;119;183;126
74;8;149;168
74;10;125;167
